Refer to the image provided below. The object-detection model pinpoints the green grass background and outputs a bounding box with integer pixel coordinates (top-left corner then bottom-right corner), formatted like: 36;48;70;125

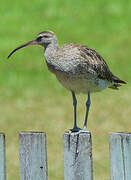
0;0;131;179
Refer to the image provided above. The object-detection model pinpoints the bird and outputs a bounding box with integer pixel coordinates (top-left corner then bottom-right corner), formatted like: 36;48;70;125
8;30;126;132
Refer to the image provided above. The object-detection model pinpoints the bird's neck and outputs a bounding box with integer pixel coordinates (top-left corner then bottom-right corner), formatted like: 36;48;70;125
45;41;58;51
44;42;58;62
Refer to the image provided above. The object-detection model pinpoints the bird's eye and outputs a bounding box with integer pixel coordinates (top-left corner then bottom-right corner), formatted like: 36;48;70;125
43;35;49;38
36;36;43;41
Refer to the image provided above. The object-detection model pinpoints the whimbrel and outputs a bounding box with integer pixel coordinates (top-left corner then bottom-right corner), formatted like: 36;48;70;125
8;30;126;132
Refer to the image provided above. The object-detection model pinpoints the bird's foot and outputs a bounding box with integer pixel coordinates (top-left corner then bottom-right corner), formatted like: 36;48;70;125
69;126;82;133
69;126;90;134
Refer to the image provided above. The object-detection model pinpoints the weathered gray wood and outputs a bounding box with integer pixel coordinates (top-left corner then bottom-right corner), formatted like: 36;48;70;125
110;132;131;180
0;133;6;180
19;132;48;180
63;131;93;180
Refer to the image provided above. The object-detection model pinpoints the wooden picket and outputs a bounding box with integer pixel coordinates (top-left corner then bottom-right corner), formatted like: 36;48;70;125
0;131;131;180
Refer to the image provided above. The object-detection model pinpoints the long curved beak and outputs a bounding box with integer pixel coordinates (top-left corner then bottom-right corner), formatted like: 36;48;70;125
8;40;37;59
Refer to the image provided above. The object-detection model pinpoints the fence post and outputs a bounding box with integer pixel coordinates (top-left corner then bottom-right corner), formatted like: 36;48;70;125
110;132;131;180
19;132;48;180
63;131;93;180
0;133;6;180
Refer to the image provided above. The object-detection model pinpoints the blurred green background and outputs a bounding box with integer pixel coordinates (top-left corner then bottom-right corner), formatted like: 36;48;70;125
0;0;131;179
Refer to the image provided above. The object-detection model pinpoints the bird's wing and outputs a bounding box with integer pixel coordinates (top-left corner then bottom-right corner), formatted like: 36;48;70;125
77;44;114;82
58;44;126;86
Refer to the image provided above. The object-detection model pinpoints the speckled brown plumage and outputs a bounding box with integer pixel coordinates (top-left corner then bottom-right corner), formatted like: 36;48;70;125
8;30;126;131
44;40;126;93
8;30;126;92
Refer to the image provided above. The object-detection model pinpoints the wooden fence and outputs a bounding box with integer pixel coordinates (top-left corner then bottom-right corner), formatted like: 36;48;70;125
0;131;131;180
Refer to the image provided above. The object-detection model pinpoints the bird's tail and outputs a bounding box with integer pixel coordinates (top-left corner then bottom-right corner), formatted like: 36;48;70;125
109;75;126;90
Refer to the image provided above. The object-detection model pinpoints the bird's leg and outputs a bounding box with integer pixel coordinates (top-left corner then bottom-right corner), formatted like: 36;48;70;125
71;91;81;132
83;91;91;130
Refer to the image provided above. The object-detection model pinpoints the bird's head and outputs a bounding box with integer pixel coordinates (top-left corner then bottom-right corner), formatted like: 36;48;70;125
8;30;57;58
36;31;57;46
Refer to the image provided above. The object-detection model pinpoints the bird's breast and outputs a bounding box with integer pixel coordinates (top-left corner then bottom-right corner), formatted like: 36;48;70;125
45;56;83;75
45;58;111;93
